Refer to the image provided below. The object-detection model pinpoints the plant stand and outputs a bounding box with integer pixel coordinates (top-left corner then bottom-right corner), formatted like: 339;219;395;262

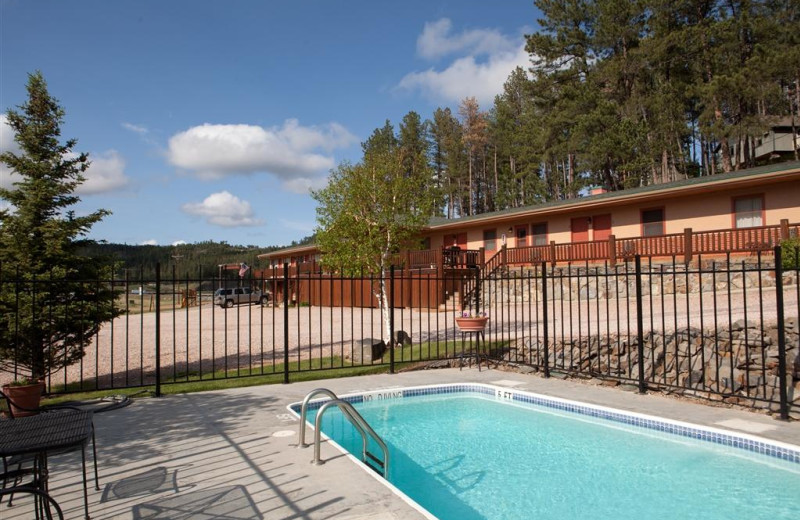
455;317;489;371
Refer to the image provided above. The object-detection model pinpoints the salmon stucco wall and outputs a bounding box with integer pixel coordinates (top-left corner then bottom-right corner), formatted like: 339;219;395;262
425;177;800;252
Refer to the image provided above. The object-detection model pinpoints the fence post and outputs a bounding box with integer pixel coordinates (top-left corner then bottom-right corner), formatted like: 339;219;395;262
608;235;617;267
390;265;395;374
13;266;20;381
684;228;693;265
549;240;557;267
283;263;290;384
501;244;507;267
155;262;161;397
634;255;646;394
774;246;789;420
780;219;790;241
475;265;482;314
479;247;485;267
541;262;550;378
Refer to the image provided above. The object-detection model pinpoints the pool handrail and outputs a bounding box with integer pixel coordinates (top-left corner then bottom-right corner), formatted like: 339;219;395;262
312;398;390;478
298;387;339;448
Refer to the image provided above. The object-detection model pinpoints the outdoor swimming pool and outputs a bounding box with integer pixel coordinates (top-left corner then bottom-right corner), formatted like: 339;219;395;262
293;384;800;520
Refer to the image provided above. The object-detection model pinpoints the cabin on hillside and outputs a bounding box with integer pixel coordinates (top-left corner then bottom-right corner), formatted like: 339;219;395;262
263;162;800;269
255;162;800;307
732;116;799;165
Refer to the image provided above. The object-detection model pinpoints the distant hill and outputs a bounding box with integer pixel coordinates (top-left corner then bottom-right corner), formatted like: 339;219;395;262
80;236;314;280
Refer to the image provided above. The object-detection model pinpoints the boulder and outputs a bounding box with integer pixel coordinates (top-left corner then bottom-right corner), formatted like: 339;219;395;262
352;338;386;364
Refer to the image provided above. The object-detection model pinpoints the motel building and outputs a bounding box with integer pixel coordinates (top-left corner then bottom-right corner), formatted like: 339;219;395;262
260;161;800;278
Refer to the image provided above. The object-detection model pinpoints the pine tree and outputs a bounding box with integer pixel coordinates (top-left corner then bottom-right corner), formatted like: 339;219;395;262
0;71;121;381
429;108;466;218
459;97;489;215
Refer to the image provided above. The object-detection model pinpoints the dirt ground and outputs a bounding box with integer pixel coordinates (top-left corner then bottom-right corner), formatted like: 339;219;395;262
3;284;797;390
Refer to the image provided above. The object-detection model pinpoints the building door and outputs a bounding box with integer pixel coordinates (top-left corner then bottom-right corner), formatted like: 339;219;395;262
515;225;528;247
443;233;468;249
592;214;612;241
571;217;590;242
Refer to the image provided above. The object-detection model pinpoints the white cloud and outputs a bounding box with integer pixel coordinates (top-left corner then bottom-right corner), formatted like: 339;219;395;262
0;115;19;153
417;18;517;60
139;239;159;246
282;176;329;195
172;240;187;246
77;150;130;195
397;19;531;106
2;116;130;195
166;120;357;186
122;122;148;135
398;45;529;106
181;191;264;228
0;115;22;190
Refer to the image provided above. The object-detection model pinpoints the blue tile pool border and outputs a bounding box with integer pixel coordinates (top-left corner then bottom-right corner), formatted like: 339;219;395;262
290;383;800;465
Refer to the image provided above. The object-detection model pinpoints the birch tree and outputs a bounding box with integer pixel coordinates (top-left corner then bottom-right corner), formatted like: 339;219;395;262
312;122;435;345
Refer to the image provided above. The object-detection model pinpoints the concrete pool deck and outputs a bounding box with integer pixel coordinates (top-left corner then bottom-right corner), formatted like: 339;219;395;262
7;367;800;519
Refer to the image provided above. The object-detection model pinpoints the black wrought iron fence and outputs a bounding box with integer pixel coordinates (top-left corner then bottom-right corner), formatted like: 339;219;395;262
1;246;798;418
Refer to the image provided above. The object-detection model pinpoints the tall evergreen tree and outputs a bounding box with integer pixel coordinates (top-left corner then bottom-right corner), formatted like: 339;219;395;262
459;97;489;215
0;72;121;381
429;107;466;218
492;67;546;207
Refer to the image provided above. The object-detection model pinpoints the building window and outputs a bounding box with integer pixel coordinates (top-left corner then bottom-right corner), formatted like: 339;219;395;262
531;223;548;246
641;208;664;237
733;195;763;228
515;226;528;247
483;229;497;251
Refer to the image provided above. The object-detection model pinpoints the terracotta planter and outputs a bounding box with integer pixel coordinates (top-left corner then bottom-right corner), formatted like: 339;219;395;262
2;381;44;417
455;317;489;332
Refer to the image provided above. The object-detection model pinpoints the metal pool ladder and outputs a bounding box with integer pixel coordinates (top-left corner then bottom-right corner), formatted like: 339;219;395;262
298;388;390;478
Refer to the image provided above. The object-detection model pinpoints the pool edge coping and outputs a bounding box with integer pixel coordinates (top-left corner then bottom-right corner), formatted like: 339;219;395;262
288;382;800;520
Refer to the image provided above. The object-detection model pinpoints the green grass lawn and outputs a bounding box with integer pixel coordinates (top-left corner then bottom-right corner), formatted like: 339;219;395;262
40;338;509;406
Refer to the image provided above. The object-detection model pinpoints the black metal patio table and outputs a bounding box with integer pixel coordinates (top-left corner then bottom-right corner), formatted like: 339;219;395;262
1;409;97;519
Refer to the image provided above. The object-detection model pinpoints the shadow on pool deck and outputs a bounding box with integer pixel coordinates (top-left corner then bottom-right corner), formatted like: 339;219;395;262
4;367;799;520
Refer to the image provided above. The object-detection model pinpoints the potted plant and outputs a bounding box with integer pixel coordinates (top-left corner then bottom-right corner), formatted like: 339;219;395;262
2;377;45;417
455;310;489;331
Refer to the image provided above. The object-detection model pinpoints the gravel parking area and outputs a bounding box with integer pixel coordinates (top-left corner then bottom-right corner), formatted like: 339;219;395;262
3;283;797;390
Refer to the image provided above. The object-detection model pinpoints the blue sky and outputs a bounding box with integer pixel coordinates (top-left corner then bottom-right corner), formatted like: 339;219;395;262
1;0;540;247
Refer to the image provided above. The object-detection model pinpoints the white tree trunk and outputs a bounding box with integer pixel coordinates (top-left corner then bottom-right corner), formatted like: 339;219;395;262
378;265;393;347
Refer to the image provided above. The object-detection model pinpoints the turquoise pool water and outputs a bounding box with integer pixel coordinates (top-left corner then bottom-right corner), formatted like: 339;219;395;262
304;387;800;520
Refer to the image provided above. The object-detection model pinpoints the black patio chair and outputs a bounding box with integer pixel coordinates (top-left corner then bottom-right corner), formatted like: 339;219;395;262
0;390;99;511
0;484;65;520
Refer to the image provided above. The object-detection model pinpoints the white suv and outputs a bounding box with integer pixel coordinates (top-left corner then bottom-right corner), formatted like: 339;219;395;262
214;287;267;308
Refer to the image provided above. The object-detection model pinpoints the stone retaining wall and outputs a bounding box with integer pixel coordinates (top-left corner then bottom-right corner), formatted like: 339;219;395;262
501;317;800;418
488;264;798;304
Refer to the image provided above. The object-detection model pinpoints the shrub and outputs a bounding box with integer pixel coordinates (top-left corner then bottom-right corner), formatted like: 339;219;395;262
780;237;800;271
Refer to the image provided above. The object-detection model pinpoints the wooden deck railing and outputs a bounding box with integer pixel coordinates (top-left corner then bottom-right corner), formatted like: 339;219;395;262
406;249;437;269
258;220;798;280
692;225;784;254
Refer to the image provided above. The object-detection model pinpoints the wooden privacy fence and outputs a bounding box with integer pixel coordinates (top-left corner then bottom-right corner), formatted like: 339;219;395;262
262;270;467;310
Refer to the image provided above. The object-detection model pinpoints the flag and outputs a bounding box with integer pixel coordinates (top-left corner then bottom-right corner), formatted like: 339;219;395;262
238;262;249;277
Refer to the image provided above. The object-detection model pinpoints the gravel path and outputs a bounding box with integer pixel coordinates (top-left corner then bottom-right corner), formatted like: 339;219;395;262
4;284;797;390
